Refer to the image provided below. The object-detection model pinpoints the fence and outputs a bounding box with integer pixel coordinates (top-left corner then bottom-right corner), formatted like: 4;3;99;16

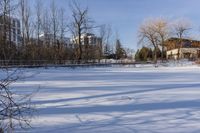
0;59;151;68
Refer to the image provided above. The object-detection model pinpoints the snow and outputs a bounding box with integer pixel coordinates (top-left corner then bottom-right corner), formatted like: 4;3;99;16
8;65;200;133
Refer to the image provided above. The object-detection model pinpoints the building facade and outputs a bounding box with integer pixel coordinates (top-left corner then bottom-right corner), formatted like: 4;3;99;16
167;48;200;60
72;33;102;46
39;33;71;46
165;38;200;60
0;16;21;45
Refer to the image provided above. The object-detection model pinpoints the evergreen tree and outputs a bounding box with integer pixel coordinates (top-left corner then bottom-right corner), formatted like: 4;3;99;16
135;47;154;61
139;47;149;61
115;39;126;59
135;49;140;61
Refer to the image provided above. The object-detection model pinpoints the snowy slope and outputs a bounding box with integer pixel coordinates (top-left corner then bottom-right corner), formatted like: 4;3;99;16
9;66;200;133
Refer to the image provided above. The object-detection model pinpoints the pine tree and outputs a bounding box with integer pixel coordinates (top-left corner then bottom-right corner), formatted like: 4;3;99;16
115;39;126;59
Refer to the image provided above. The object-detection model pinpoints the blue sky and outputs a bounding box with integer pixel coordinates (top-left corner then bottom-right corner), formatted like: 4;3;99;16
30;0;200;50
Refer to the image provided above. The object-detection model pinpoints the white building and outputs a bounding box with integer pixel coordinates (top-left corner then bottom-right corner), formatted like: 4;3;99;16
39;33;70;45
167;48;200;60
72;33;102;45
0;16;21;45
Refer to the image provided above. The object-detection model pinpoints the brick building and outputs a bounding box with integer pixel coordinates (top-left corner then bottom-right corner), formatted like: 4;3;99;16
165;38;200;60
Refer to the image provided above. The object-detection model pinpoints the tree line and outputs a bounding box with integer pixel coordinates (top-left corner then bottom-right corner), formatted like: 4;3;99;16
0;0;129;65
135;46;163;62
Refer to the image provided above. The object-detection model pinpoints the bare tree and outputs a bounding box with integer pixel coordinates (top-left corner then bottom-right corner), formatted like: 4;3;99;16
42;9;51;42
59;8;67;43
0;69;34;133
96;28;103;62
34;0;43;43
0;2;34;131
171;19;191;60
20;0;25;47
33;0;43;60
23;2;31;43
138;19;160;64
19;0;35;60
19;1;31;44
50;0;59;44
99;24;113;58
153;18;170;62
0;0;18;62
68;1;93;62
98;25;106;61
50;0;60;61
41;9;52;60
57;8;68;62
0;0;8;60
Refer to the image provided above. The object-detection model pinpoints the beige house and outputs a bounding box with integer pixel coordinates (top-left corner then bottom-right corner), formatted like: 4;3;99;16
167;48;200;60
165;38;200;60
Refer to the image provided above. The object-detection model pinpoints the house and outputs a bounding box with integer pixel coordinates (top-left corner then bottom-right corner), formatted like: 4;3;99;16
167;48;200;60
165;38;200;60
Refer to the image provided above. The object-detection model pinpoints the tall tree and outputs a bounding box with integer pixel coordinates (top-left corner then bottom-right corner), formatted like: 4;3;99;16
19;0;33;59
20;0;25;46
172;19;191;60
59;8;67;42
50;0;59;45
115;39;126;59
33;0;43;60
135;47;153;61
50;0;60;60
68;1;93;62
34;0;43;44
0;1;34;132
0;0;17;61
138;19;160;64
99;24;113;58
57;8;68;61
41;9;52;60
153;18;169;62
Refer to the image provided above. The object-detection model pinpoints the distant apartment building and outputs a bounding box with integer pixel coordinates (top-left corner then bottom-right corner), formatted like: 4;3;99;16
39;33;71;45
0;16;21;45
165;38;200;60
72;33;102;45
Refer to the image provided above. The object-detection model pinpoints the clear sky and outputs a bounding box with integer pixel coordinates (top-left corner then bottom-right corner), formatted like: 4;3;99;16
30;0;200;50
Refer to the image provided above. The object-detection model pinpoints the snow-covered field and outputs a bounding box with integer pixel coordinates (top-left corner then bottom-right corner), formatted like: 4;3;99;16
10;65;200;133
